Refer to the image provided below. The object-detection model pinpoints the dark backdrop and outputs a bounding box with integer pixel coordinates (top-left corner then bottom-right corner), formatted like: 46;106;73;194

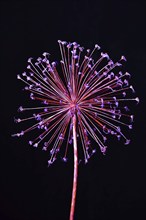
0;0;146;220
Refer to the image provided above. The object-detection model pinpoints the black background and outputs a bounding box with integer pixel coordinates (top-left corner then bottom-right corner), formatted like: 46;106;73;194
0;0;146;220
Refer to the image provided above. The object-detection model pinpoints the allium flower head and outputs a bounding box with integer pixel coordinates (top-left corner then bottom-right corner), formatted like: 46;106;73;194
12;40;139;220
13;40;139;165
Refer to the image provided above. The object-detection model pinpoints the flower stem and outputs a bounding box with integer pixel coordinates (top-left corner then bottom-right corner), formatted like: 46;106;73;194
69;114;78;220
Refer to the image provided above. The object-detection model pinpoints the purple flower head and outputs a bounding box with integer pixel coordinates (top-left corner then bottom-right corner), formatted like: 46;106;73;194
12;40;138;165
